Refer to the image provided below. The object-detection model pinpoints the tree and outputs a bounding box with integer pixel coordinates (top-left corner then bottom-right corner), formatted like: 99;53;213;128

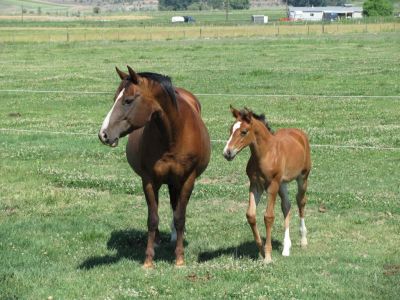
363;0;394;16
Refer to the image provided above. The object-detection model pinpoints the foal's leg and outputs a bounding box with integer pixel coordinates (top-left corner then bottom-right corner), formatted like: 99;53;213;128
168;184;178;242
246;183;264;258
174;172;196;267
264;180;279;263
296;176;308;248
142;179;160;269
279;182;292;257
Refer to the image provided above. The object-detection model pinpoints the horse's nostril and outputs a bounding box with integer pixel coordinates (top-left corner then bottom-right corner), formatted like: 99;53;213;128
99;131;108;143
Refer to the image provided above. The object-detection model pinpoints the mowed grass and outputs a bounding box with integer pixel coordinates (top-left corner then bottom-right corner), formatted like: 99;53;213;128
0;33;400;299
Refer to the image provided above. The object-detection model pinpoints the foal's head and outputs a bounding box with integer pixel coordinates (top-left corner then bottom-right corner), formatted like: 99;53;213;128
98;66;175;147
223;106;272;161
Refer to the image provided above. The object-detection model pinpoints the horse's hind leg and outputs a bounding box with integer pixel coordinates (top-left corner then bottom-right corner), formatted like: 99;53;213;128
168;183;178;242
246;183;264;258
296;176;308;248
279;182;292;256
173;173;196;267
142;179;161;269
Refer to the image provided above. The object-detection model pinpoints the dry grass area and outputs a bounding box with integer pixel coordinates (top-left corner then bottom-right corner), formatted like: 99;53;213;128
0;14;152;21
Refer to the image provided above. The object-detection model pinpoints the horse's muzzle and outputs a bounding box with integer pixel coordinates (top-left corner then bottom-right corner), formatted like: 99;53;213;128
223;148;235;161
98;131;119;147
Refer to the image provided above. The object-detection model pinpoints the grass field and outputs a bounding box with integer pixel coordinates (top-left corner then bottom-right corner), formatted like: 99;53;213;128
1;32;400;299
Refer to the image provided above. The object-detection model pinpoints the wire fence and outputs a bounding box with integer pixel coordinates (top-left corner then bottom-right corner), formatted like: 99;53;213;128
0;21;398;43
1;128;399;151
1;89;400;99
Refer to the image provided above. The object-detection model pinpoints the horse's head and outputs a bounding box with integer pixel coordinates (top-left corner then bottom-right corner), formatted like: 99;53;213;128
223;106;255;161
98;66;162;147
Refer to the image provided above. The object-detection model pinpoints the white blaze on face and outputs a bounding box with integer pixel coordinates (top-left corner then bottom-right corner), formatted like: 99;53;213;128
100;88;125;133
223;121;241;155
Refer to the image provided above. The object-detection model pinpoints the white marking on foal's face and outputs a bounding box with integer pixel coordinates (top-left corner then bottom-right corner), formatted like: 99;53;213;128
223;121;241;157
100;88;125;133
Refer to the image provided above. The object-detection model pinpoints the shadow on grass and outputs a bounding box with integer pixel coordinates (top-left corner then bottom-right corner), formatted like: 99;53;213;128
198;239;282;262
79;229;187;269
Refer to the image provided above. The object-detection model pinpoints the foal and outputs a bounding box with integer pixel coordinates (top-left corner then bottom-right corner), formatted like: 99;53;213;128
223;106;311;263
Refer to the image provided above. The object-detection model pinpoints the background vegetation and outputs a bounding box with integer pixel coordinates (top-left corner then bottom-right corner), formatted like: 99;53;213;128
0;28;399;298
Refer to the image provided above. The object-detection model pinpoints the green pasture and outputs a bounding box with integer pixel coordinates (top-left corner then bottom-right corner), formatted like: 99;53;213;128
1;32;400;299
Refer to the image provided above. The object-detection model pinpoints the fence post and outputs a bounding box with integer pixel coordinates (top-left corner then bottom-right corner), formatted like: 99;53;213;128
200;28;202;38
66;27;69;42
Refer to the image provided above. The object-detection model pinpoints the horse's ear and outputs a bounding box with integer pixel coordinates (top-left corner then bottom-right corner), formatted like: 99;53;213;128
116;67;128;80
127;65;140;84
230;105;240;118
243;108;253;123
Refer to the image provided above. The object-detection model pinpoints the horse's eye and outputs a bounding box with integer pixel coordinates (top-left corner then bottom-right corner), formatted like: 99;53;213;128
124;98;134;105
240;130;248;136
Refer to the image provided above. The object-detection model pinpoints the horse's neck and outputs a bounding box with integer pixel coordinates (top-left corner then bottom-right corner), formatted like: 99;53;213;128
249;121;274;160
155;97;180;147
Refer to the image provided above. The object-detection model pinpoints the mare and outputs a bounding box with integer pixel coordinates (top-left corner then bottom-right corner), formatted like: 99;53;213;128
98;66;210;268
223;106;311;263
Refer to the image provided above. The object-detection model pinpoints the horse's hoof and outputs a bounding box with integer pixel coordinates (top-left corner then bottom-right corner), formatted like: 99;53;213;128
143;261;154;269
263;256;273;264
175;258;185;267
282;249;290;257
301;238;308;248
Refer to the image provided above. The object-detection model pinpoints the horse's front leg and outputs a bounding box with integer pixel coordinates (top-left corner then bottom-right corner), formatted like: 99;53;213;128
264;180;279;264
173;173;196;267
142;178;160;269
246;183;264;258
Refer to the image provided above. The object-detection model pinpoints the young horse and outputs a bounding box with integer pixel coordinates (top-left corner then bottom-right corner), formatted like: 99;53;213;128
98;66;210;268
223;106;311;263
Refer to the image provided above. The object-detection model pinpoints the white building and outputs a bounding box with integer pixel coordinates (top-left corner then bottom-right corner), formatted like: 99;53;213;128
288;6;363;21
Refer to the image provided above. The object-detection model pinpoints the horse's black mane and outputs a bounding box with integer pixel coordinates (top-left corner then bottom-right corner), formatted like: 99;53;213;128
240;109;274;133
136;72;178;108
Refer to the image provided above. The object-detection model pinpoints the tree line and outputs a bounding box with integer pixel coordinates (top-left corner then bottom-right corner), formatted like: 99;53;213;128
159;0;250;10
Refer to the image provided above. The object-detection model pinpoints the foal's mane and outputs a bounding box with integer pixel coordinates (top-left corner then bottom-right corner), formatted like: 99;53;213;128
137;72;178;108
240;109;274;133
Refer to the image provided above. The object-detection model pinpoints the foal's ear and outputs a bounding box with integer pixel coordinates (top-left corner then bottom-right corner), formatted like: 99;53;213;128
242;107;253;123
127;65;140;85
243;111;253;124
115;67;128;80
230;105;240;118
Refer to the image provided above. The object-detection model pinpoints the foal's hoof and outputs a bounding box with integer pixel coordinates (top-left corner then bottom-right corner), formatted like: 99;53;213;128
301;238;308;248
143;261;154;269
263;256;273;264
175;258;185;267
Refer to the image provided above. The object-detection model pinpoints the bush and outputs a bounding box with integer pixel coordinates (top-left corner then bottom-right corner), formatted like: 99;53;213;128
363;0;394;16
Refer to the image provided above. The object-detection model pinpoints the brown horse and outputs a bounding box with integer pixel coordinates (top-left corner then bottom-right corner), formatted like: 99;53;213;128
223;106;311;263
98;66;210;268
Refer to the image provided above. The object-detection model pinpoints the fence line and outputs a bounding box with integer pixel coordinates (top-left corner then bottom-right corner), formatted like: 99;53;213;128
1;128;399;151
0;22;398;43
1;89;399;99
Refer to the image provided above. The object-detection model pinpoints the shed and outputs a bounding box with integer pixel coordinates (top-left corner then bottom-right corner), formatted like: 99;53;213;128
252;15;269;24
288;6;363;21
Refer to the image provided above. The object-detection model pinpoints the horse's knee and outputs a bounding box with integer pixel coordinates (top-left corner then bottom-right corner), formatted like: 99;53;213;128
246;212;256;226
174;216;186;231
264;214;275;226
148;214;159;231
